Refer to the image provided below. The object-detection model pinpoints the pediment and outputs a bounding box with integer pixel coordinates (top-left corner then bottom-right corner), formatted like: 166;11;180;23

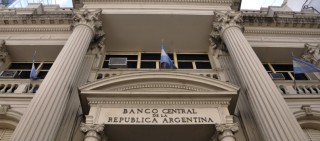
80;72;239;93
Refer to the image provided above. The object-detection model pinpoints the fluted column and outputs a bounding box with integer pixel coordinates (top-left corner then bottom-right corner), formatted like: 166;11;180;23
80;123;105;141
211;11;308;141
11;9;104;141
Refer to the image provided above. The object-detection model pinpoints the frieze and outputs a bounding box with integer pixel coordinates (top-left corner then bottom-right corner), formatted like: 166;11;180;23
0;25;71;32
242;16;320;28
88;100;230;105
244;28;320;35
112;83;209;92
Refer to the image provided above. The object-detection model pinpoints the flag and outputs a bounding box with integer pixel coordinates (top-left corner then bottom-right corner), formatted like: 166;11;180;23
30;51;37;80
160;40;176;69
292;56;320;74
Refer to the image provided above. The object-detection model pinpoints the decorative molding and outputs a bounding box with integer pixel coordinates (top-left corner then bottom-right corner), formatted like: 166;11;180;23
301;43;320;66
244;28;320;36
0;40;8;63
80;123;105;141
0;25;71;32
80;123;104;133
242;16;320;28
216;122;239;133
301;105;313;116
0;104;11;115
88;100;230;105
73;9;105;54
112;83;209;92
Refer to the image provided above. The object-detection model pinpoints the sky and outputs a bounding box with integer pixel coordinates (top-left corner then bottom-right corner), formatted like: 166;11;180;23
241;0;284;10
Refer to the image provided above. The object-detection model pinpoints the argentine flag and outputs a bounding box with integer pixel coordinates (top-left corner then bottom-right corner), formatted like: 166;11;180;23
30;51;37;80
293;56;320;74
160;40;176;69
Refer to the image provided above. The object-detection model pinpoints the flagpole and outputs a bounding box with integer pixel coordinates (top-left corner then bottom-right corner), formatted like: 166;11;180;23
292;52;297;91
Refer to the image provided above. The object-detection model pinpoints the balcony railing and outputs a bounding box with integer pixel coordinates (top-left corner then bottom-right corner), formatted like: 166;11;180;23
0;79;41;94
275;80;320;95
95;69;219;81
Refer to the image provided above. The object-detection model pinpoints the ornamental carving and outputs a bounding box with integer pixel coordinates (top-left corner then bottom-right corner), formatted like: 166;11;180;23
210;11;242;50
0;104;11;115
215;122;239;133
301;43;320;66
80;123;104;133
73;9;105;53
0;40;8;63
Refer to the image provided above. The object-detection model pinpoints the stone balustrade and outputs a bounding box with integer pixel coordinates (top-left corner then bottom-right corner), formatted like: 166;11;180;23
95;70;219;80
275;81;320;95
0;79;41;94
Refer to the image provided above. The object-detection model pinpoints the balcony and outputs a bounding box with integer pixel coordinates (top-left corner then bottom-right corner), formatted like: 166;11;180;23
275;80;320;99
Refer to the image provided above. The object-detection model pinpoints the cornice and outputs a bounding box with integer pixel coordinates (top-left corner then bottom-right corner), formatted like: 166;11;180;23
242;16;320;29
0;25;71;32
88;99;230;105
244;27;320;36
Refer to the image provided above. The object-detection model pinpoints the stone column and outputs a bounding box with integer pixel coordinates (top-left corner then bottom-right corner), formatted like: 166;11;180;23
211;11;308;141
216;123;238;141
11;9;104;141
80;123;105;141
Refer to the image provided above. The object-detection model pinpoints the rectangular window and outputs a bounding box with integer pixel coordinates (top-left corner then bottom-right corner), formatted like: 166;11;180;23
1;62;53;79
102;52;212;70
263;63;312;80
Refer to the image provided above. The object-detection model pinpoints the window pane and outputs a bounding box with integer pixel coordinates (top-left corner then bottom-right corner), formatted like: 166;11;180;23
127;61;137;68
178;62;193;69
17;71;30;79
195;62;212;69
141;53;161;60
177;54;209;60
102;61;109;68
9;63;39;69
141;62;156;68
292;73;309;80
42;63;53;70
105;55;137;60
38;71;48;79
263;64;271;71
282;72;292;80
272;64;293;71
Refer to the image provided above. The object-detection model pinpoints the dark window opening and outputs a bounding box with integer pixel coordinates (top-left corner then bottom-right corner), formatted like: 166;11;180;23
141;62;156;68
178;62;193;69
272;64;293;71
105;55;137;60
195;62;212;69
177;54;209;60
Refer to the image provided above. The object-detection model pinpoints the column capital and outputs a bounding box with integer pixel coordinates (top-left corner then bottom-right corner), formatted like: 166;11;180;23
0;40;8;63
213;11;243;34
216;123;239;133
73;9;106;54
80;123;104;133
301;43;320;66
210;11;242;50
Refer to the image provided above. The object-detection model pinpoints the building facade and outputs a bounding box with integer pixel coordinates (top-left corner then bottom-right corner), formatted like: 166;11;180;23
0;0;319;141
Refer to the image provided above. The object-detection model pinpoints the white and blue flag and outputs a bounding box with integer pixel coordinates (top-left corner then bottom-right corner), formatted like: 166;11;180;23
293;56;320;74
160;40;176;69
30;51;37;80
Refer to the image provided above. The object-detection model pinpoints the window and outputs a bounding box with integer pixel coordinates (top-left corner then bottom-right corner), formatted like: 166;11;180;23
263;63;311;80
102;52;212;70
0;62;53;79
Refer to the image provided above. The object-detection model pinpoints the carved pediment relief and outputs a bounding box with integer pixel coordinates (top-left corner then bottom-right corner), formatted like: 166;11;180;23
80;72;239;93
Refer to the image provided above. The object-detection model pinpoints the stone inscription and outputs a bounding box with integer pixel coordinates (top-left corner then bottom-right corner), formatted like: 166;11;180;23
99;108;221;125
